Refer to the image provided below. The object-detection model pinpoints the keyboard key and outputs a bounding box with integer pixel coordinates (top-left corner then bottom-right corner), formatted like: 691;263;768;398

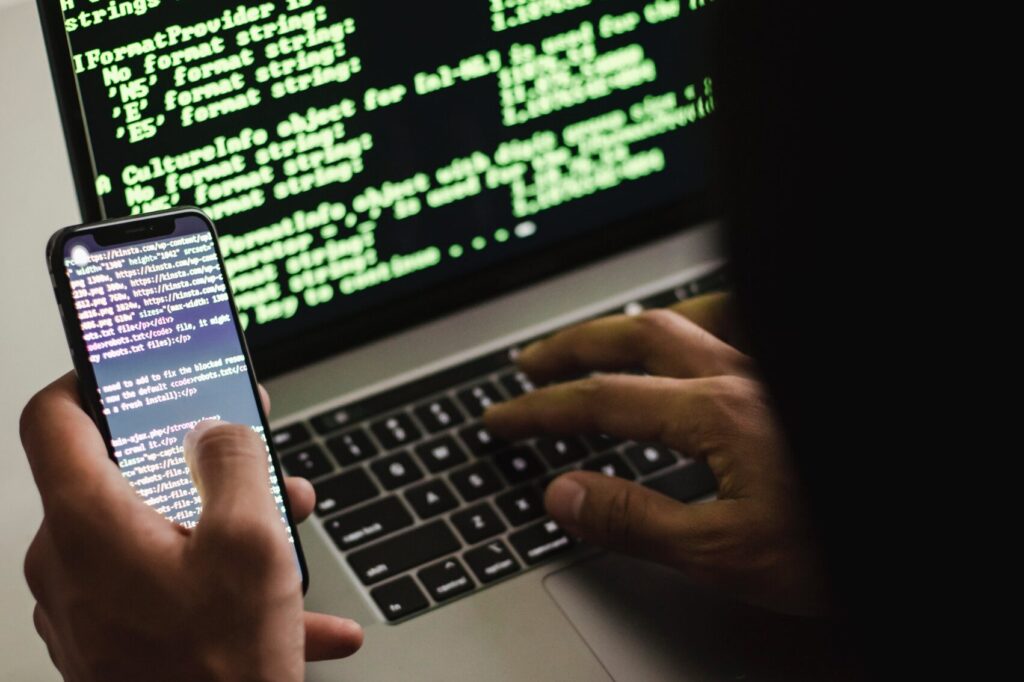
694;266;730;295
639;290;682;309
493;446;546;485
457;382;504;417
418;558;475;602
621;299;645;316
458;423;507;456
311;407;357;436
680;278;706;299
495;487;545;526
582;433;624;454
582;453;637;481
464;540;521;584
414;436;469;473
404;479;459;519
326;428;378;467
272;423;311;450
371;576;429;622
510;519;575;565
450;462;504;501
647;462;718;502
677;267;729;301
414;397;466;433
371;452;424;490
314;469;379;517
499;370;535;397
323;497;413;551
347;520;460;586
536;437;588;468
371;413;422;450
625;444;677;476
674;284;693;301
280;444;332;480
310;348;514;436
451;503;506;544
535;471;565;494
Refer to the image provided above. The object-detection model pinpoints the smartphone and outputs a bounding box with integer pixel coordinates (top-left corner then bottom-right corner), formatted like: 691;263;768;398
47;208;308;590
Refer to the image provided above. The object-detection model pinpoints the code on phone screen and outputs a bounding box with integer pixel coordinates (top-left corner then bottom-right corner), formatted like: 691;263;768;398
62;214;292;535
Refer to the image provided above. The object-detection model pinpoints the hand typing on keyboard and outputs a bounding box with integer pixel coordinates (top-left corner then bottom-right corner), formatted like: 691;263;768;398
20;374;363;681
485;293;830;616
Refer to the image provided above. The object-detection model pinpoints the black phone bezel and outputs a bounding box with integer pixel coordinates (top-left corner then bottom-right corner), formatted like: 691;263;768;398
46;207;310;594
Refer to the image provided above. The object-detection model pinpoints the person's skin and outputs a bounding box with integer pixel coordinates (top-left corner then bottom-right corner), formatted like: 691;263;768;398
20;375;362;681
21;292;826;680
485;293;830;616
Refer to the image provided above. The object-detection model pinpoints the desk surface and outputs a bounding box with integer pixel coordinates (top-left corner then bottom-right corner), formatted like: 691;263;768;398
0;2;80;679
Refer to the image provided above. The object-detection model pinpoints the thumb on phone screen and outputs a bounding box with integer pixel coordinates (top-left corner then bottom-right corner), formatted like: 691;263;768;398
183;420;281;535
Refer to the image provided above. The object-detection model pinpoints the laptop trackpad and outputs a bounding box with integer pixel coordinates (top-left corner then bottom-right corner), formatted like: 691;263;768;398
544;552;852;682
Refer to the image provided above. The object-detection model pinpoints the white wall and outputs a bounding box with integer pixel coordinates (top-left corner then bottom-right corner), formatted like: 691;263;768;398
0;1;81;679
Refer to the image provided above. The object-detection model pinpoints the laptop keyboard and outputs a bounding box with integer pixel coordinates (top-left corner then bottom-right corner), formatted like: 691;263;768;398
273;266;728;623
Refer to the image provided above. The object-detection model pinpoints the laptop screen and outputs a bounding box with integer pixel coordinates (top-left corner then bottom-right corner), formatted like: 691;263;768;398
42;1;715;374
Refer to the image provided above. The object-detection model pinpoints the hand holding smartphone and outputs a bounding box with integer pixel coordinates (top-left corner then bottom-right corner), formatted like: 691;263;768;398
26;208;362;679
46;208;307;586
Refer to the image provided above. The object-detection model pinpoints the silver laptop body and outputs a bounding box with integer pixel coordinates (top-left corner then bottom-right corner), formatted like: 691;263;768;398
35;0;842;676
274;223;735;682
274;224;844;681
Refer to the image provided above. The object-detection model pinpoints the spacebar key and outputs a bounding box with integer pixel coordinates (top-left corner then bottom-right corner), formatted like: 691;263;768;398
347;521;460;586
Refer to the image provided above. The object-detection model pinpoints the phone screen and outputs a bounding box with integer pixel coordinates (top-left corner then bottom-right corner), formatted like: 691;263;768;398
60;213;300;565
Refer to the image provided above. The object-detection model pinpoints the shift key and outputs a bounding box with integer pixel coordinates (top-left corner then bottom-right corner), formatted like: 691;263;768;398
347;520;460;586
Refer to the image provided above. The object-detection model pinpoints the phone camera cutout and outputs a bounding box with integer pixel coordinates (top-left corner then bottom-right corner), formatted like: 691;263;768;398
70;245;90;267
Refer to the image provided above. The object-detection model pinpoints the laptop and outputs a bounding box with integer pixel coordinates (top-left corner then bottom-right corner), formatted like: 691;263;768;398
37;2;838;679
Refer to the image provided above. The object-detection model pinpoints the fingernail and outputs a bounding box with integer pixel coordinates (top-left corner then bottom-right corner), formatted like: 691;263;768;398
183;419;226;462
518;341;542;365
483;402;506;419
340;618;363;632
546;475;586;525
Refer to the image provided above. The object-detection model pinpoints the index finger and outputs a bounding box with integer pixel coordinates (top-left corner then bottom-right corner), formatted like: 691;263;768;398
516;308;751;384
485;374;720;459
669;292;735;341
19;373;131;513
